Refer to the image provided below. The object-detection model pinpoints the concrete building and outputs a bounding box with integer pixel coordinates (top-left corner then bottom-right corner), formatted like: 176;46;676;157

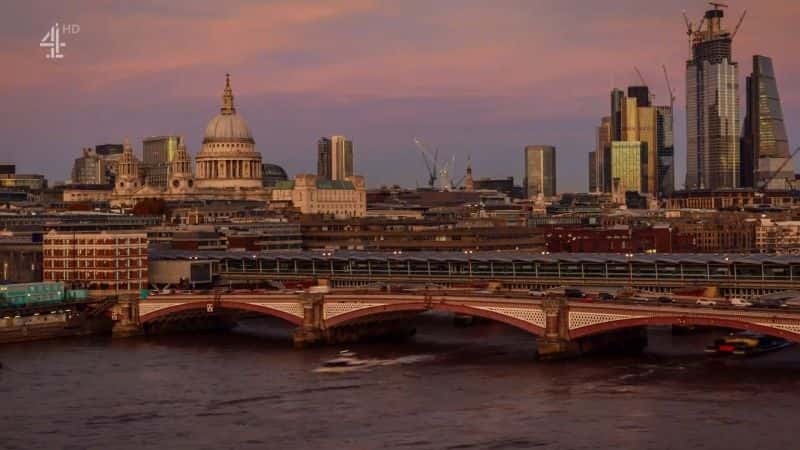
43;230;148;294
756;219;800;253
524;145;556;198
142;135;180;188
685;5;740;190
588;151;598;193
331;135;354;181
71;147;117;185
62;185;115;204
272;174;366;218
740;55;792;190
0;173;46;191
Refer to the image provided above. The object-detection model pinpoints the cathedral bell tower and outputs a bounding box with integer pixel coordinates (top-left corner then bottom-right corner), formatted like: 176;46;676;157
114;137;141;195
168;136;195;194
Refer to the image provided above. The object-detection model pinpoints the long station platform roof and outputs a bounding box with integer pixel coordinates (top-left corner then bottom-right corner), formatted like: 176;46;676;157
149;249;800;266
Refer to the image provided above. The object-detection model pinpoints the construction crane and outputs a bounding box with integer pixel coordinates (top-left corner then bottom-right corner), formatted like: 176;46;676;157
413;138;439;189
662;65;676;111
633;66;655;104
758;147;800;192
731;9;747;39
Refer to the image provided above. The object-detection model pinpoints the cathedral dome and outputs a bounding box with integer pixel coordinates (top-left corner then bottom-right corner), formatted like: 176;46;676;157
202;74;254;144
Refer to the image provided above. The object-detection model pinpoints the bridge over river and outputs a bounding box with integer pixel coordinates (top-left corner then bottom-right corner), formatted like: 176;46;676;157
132;289;800;359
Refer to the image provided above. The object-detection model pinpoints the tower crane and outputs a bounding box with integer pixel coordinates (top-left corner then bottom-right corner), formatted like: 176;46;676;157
731;9;747;39
413;137;439;189
633;66;655;104
662;65;676;111
758;147;800;192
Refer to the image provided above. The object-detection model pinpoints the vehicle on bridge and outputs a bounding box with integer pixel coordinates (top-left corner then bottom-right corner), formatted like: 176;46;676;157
696;299;717;307
729;297;753;308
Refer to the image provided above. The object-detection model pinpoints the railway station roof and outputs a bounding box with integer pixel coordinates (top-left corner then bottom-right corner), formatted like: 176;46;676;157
148;249;800;266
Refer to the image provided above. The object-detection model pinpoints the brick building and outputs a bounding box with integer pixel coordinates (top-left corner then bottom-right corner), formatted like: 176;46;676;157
43;230;148;294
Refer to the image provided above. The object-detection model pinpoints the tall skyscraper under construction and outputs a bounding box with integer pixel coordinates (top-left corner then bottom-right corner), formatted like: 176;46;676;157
685;4;742;190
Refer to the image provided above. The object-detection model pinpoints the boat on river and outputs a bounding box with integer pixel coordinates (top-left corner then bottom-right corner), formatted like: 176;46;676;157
313;350;378;373
705;332;791;356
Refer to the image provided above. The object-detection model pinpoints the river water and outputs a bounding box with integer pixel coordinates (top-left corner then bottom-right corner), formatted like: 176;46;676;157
2;315;800;450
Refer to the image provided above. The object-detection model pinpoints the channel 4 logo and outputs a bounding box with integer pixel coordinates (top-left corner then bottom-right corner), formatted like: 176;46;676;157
40;23;80;60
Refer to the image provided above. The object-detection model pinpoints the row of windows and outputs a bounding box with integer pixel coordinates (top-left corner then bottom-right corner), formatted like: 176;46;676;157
220;259;800;281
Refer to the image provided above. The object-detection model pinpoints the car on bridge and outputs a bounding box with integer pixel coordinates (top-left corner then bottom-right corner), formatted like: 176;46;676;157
729;297;753;308
696;299;717;307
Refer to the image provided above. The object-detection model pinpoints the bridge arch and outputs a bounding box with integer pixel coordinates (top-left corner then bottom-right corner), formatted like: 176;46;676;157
140;301;304;326
569;316;800;342
324;302;546;337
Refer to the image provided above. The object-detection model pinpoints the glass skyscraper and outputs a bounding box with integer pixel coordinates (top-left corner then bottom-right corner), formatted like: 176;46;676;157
609;141;647;193
685;6;740;190
656;106;675;195
740;55;791;189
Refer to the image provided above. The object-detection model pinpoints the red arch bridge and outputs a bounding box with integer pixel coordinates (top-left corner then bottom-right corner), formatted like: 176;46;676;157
135;290;800;358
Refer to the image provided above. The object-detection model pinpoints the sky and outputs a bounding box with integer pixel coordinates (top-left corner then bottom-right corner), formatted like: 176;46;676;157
1;0;798;192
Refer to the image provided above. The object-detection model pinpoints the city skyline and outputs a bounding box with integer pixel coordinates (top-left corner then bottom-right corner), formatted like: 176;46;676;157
2;0;799;192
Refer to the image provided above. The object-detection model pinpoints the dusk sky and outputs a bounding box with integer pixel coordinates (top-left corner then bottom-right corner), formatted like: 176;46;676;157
2;0;798;191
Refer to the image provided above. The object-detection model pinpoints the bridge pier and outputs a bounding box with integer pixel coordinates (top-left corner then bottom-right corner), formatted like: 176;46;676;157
293;293;325;348
536;298;579;360
111;295;143;338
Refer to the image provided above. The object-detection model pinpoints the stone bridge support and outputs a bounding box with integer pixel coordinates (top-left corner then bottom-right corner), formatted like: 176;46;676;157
536;298;579;360
535;299;647;360
111;295;143;338
293;293;325;348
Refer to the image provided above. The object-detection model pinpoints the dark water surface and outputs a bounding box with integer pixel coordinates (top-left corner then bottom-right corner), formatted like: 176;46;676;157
1;315;800;450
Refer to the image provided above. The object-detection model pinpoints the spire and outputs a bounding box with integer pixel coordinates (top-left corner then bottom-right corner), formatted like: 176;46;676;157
123;136;132;152
221;73;235;115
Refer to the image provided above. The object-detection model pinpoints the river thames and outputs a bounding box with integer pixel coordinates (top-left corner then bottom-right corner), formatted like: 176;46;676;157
2;315;799;450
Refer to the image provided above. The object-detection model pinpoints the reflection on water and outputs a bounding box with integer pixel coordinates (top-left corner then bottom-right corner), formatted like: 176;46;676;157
1;314;799;450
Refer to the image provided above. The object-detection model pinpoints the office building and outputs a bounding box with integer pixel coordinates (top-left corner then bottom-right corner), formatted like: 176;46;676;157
272;174;366;218
43;230;148;294
656;106;675;195
0;163;15;175
608;141;646;193
588;151;598;193
685;5;740;190
597;116;612;192
524;145;556;198
331;135;354;181
610;89;625;141
317;137;332;180
0;173;46;191
740;55;792;190
142;135;180;188
627;86;651;108
71;148;109;185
